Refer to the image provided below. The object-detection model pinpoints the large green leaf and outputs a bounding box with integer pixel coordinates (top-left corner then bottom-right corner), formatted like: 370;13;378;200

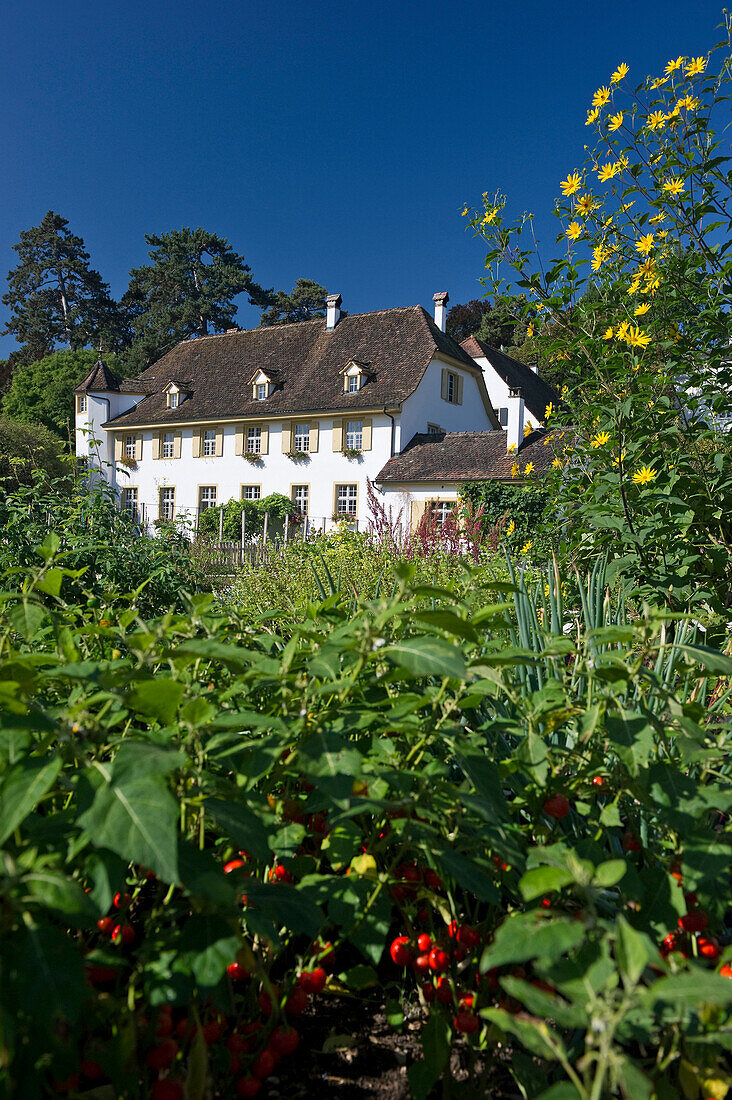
174;915;240;987
383;636;467;680
0;755;61;845
641;971;732;1007
78;763;179;883
204;797;272;861
126;678;185;724
481;915;585;971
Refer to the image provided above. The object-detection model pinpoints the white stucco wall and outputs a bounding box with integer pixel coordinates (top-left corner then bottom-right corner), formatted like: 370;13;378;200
471;353;541;435
398;355;496;448
76;391;145;488
96;413;396;530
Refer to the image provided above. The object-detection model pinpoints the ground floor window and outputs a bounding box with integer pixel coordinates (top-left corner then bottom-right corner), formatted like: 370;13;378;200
292;485;309;514
159;487;175;521
122;487;138;520
336;484;358;515
428;500;454;527
199;486;217;512
247;426;262;454
242;484;261;500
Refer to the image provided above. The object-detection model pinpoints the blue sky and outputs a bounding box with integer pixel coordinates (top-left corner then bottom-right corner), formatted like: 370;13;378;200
0;0;726;356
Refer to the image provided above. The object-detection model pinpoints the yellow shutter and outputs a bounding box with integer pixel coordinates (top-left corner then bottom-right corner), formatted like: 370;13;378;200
192;430;201;458
260;425;269;454
152;434;160;460
114;436;123;461
410;500;426;532
235;425;244;455
309;422;319;452
457;375;464;405
281;424;292;453
343;373;349;392
215;429;223;457
134;436;142;461
332;419;343;451
441;368;448;401
173;432;182;459
362;418;372;450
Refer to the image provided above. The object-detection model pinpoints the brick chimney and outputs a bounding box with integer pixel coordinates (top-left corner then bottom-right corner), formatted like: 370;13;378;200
326;293;342;330
506;386;525;453
433;291;449;332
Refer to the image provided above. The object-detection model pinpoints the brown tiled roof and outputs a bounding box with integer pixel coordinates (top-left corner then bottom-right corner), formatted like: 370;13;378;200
75;360;122;393
104;307;481;429
375;429;556;483
460;336;559;423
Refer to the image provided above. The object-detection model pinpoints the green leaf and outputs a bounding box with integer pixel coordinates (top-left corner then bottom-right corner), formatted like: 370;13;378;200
408;1012;450;1100
641;970;732;1007
615;916;655;986
78;764;179;883
499;975;588;1028
593;859;627;888
126;678;185;724
481;915;585;971
605;712;655;776
479;1006;567;1061
6;923;86;1026
383;636;467;680
536;1085;583;1100
242;881;323;938
7;600;48;640
204;797;272;861
175;915;240;987
677;644;732;676
25;871;98;926
436;848;500;903
519;866;574;901
0;756;61;845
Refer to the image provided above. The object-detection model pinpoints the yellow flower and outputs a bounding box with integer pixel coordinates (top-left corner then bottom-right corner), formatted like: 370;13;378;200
677;95;700;112
635;233;655;254
612;452;626;466
626;326;651;348
591;244;608;271
647;110;666;131
523;422;534;437
507;442;516;454
520;540;532;554
602;326;614;340
561;384;568;396
576;193;598;216
586;107;600;125
511;462;520;478
592;86;611;107
634;303;651;316
566;220;582;240
524;462;535;475
611;62;629;84
591;430;611;448
527;323;534;338
632;465;658;485
685;56;707;76
627;279;641;295
642;276;661;295
560;171;582;196
657;229;668;239
615;321;630;341
649;212;667;224
544;401;554;418
650;76;668;89
597;161;620;182
552;457;562;469
663;176;685;196
481;208;498;225
665;57;684;76
461;205;470;216
607;110;624;131
506;519;515;536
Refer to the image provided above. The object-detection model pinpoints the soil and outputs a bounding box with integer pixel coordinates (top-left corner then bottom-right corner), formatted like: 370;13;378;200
263;996;516;1099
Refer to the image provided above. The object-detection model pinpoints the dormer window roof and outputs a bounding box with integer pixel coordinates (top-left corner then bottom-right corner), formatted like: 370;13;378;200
248;368;280;400
164;381;190;408
340;359;372;393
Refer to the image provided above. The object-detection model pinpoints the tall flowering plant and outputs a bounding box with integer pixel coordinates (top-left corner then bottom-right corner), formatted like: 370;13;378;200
463;24;732;613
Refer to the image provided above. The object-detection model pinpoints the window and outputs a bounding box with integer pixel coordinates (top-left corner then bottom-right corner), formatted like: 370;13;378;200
242;485;261;500
199;486;217;512
498;407;509;427
124;435;136;459
347;374;360;393
446;372;457;403
202;429;216;456
159;487;175;521
122;487;138;520
294;423;310;452
78;394;87;413
167;392;179;409
427;423;442;434
345;420;363;450
246;426;261;454
161;432;175;459
292;485;309;515
429;500;454;527
336;484;358;515
257;382;268;401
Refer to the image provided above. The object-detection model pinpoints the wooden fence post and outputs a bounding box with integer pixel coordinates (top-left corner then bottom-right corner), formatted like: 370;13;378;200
241;507;246;545
284;514;289;544
263;512;269;545
218;507;224;541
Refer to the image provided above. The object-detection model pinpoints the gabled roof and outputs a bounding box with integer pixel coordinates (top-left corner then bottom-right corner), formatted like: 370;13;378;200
75;360;122;393
460;336;559;423
375;429;556;483
104;306;483;429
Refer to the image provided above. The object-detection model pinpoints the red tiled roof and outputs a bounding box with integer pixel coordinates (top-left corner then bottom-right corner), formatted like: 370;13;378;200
375;429;556;482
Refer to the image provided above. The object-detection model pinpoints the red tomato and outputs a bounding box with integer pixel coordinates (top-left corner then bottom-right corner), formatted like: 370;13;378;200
542;794;571;820
389;936;412;967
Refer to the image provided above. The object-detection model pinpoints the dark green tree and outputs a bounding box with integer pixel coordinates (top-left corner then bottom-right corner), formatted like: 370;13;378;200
259;278;332;325
122;227;272;371
0;414;69;488
446;296;531;348
2;348;122;441
2;211;125;360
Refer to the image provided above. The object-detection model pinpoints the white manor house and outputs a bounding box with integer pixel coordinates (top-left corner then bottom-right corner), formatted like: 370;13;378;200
75;292;558;532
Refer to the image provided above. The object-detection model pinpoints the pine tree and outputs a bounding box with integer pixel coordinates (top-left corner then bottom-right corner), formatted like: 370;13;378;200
122;227;272;371
2;211;124;359
259;278;330;325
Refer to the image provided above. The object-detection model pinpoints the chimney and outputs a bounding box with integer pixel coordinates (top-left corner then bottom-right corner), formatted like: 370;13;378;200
326;293;342;330
433;290;449;332
506;386;525;453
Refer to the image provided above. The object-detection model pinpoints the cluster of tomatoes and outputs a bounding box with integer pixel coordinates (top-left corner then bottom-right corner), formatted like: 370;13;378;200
390;919;485;1033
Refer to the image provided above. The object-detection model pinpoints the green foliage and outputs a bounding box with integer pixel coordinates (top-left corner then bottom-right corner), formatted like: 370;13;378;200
259;277;331;325
2;210;126;360
0;537;730;1096
197;493;300;540
121;227;273;372
461;479;554;557
0;415;69;487
463;28;732;612
1;348;125;440
446;295;531;347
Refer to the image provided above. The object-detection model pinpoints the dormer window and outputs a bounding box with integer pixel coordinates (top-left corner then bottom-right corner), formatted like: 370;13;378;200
257;383;268;401
347;375;360;393
341;360;370;393
164;382;188;408
168;392;179;409
249;369;275;400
